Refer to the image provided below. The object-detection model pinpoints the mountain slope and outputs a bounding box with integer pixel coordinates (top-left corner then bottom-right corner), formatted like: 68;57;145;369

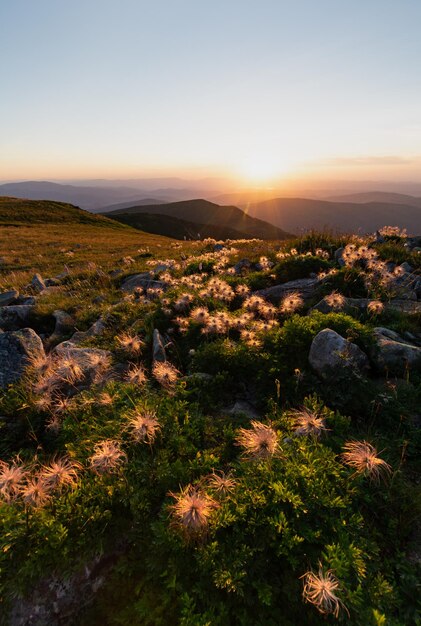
245;197;421;234
106;199;292;239
328;191;421;208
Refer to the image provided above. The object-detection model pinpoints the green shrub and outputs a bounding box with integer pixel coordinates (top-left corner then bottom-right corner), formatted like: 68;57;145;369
274;256;331;283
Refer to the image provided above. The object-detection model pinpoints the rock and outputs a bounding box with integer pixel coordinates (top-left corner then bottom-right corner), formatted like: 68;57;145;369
227;399;260;419
334;247;346;266
152;329;166;362
0;328;45;389
0;305;34;331
69;316;108;344
17;295;36;306
213;243;225;252
52;310;76;335
309;328;370;379
0;290;19;306
374;230;385;243
399;261;413;273
109;269;123;278
256;278;320;303
52;342;113;387
371;327;421;375
121;273;168;293
234;258;252;274
31;273;46;292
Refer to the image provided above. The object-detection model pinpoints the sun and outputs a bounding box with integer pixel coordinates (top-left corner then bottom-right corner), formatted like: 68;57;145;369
238;155;291;185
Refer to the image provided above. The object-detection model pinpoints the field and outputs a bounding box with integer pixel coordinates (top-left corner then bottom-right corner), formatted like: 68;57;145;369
0;201;420;626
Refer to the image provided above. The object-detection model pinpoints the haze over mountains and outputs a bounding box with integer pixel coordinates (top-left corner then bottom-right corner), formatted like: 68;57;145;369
1;179;420;235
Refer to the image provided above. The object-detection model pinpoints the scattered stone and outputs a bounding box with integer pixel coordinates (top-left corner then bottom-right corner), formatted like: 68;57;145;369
256;278;320;303
0;328;45;389
31;273;46;292
227;399;260;419
121;273;168;293
234;258;252;274
52;310;76;335
152;329;166;363
334;247;346;266
370;327;421;375
69;317;108;344
0;290;19;306
0;305;34;331
309;328;370;379
109;269;123;278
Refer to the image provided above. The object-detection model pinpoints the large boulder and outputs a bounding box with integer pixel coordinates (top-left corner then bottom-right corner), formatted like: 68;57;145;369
0;328;45;389
0;305;34;331
371;327;421;375
309;328;370;379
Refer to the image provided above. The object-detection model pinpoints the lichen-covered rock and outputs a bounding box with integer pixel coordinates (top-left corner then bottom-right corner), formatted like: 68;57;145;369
309;328;369;379
371;327;421;375
256;278;319;303
0;328;45;389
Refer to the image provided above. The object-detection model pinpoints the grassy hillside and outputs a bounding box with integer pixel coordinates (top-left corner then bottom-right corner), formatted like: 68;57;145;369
0;196;128;227
246;197;421;234
106;198;292;239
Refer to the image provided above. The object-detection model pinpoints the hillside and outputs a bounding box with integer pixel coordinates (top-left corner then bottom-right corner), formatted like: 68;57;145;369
106;211;255;240
0;196;129;228
106;199;292;239
245;197;421;234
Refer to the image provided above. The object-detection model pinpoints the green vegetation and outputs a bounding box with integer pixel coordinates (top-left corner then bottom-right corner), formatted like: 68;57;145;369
0;208;420;625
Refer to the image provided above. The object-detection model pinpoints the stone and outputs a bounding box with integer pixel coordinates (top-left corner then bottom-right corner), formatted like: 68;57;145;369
256;278;320;303
0;305;34;331
234;258;252;273
0;328;45;389
52;310;76;335
69;316;107;344
309;328;369;379
52;342;113;387
227;400;260;419
121;273;168;293
334;247;346;266
152;329;166;363
0;290;19;306
31;273;46;292
370;327;421;375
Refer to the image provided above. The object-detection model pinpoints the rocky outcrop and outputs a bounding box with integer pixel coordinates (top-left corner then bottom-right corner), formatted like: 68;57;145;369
0;328;45;389
0;290;19;306
309;328;369;379
371;327;421;375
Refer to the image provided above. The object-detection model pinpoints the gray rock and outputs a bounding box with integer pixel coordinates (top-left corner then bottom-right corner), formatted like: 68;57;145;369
256;277;319;303
0;290;19;306
52;310;76;335
234;258;252;273
69;316;107;344
52;342;113;386
31;273;46;292
334;247;346;266
399;262;413;273
227;399;260;419
121;273;168;293
309;328;369;379
0;305;34;330
374;230;385;244
152;329;166;363
371;327;421;375
0;328;45;389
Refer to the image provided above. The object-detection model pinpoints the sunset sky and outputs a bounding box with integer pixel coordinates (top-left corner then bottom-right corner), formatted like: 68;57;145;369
1;0;421;184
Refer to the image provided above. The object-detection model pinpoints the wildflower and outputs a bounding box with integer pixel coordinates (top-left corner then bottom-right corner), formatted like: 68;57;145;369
0;460;29;502
367;300;384;315
116;333;144;356
190;306;210;325
235;284;250;298
302;565;346;617
324;291;346;310
152;361;179;389
243;295;266;313
174;293;194;311
96;391;114;406
125;364;147;385
169;485;219;532
280;291;304;314
39;456;81;491
207;471;236;495
291;408;327;438
21;478;53;508
236;421;279;460
127;410;161;444
341;440;392;482
89;440;127;474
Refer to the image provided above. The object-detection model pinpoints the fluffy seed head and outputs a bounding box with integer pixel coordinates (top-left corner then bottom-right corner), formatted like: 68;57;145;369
0;460;29;502
280;291;304;314
302;566;346;617
21;478;53;508
89;439;127;474
152;361;179;389
127;410;161;444
292;408;327;438
341;440;392;482
236;421;279;460
169;484;219;532
116;333;144;356
39;456;81;491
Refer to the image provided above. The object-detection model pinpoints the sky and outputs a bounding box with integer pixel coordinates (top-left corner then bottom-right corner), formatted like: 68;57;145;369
1;0;421;185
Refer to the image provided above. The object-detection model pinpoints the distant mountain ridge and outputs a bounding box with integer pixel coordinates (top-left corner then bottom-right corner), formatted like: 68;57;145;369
245;197;421;234
327;191;421;209
104;199;292;240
